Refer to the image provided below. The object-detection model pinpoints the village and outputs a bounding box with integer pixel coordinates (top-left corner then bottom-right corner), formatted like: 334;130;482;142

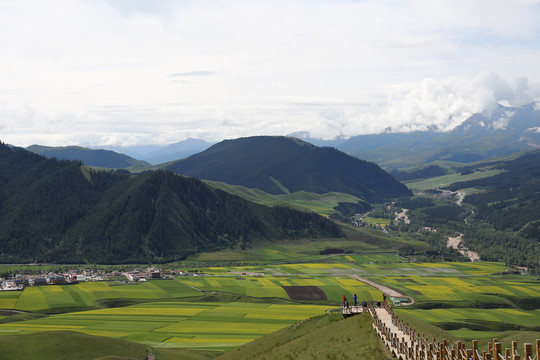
0;267;194;291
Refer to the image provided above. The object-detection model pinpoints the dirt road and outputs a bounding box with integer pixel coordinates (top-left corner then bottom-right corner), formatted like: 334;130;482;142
349;275;414;305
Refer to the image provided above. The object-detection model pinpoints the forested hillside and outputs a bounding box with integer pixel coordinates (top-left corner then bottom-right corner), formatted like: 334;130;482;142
166;136;411;202
389;150;540;268
0;142;341;263
448;150;540;244
26;145;149;170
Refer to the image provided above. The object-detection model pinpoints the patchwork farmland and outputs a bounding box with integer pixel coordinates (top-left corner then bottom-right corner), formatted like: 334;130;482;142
0;260;538;357
0;302;330;350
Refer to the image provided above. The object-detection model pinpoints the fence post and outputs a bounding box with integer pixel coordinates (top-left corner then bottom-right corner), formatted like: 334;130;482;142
472;340;479;360
493;342;501;360
512;341;519;360
523;343;532;360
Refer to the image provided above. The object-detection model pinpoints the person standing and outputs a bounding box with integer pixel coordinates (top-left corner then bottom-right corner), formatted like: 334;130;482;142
353;293;357;306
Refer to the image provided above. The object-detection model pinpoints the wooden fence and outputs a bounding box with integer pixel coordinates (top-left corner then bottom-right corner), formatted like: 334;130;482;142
366;301;539;360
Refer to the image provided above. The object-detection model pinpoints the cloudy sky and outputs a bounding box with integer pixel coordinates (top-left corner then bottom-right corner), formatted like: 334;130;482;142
1;0;540;147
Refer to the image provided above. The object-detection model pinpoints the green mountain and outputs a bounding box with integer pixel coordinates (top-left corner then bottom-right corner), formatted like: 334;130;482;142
26;144;150;170
165;136;411;202
0;142;342;263
338;102;540;170
398;149;540;268
447;149;540;238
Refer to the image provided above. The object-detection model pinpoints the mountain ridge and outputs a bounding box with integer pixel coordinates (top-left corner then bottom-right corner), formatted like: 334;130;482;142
0;142;342;263
165;136;412;202
26;145;149;170
336;102;540;169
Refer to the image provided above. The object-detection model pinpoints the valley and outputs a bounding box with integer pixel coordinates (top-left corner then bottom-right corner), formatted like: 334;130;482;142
0;259;538;359
1;135;539;359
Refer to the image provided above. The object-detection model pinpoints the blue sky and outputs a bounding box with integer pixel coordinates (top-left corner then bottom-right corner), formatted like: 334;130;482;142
1;0;540;147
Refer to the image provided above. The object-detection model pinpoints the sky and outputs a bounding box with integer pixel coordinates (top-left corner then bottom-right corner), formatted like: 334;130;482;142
1;0;540;147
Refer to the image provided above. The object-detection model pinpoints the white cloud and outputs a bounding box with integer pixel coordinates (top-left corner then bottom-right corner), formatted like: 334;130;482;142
0;1;540;146
382;73;536;132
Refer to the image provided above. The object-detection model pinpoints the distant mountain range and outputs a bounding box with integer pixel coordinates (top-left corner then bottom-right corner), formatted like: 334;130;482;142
22;102;540;174
94;138;214;165
336;102;540;170
165;136;411;202
26;145;150;170
0;142;341;263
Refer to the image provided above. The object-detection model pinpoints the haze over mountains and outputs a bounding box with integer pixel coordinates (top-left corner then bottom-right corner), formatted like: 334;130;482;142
337;102;540;169
27;145;150;170
95;138;215;165
22;102;539;173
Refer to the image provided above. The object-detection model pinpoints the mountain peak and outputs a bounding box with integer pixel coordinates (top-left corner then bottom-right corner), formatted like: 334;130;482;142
166;135;411;201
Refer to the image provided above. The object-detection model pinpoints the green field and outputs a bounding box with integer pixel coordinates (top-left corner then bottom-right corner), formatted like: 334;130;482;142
363;217;391;227
0;260;538;358
177;274;382;304
188;227;429;262
397;308;540;330
0;301;331;351
372;274;540;306
205;181;365;216
0;280;201;312
217;313;391;360
0;330;149;360
405;168;504;191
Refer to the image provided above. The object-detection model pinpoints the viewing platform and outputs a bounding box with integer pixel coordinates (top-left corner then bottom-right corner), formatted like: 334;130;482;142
340;305;364;317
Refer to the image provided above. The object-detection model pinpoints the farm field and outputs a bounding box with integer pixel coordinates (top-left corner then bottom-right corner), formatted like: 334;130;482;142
0;301;331;351
384;273;540;347
0;260;538;357
362;217;391;227
371;274;540;306
176;275;382;304
197;260;509;278
396;308;540;330
0;280;201;312
404;168;505;191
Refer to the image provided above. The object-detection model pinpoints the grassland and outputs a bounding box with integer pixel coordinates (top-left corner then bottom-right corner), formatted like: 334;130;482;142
0;301;331;352
0;330;149;360
188;225;429;263
405;168;504;191
205;181;366;216
216;313;392;360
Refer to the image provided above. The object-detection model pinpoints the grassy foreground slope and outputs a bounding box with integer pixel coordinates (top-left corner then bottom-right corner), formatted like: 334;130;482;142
0;330;149;360
216;313;391;360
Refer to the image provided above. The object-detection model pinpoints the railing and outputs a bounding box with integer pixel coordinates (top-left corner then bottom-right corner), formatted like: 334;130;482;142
340;305;364;316
365;301;540;360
